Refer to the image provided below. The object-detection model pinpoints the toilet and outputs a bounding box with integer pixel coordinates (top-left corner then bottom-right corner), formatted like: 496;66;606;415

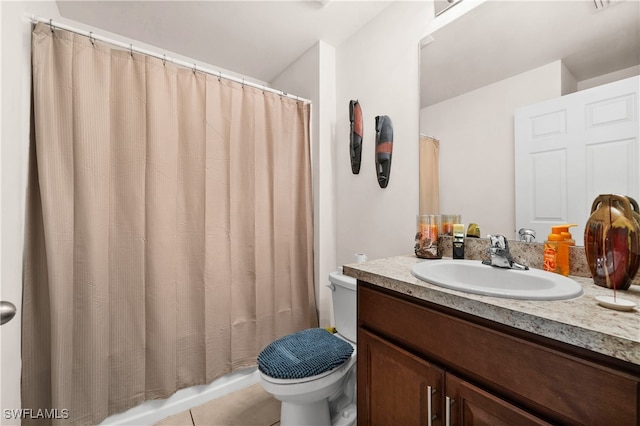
258;269;357;426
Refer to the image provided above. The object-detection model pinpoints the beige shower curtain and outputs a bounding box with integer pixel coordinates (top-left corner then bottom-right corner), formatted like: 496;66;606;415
23;23;317;425
419;135;440;214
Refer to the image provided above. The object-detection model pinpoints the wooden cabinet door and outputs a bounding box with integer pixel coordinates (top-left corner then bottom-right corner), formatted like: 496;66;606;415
358;328;444;426
445;373;551;426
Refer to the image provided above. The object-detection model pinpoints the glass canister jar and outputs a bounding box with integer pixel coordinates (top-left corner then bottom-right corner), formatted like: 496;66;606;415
441;214;461;236
415;214;442;259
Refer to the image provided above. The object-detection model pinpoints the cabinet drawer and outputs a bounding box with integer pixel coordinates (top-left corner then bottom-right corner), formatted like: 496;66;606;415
358;328;444;426
446;373;552;426
358;283;640;425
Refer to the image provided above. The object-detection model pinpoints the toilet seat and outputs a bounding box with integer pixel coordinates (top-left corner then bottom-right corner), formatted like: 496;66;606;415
258;328;354;381
259;331;356;388
260;347;356;385
259;346;356;399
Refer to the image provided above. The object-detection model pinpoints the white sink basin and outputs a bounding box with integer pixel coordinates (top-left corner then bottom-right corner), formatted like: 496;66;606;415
411;259;583;300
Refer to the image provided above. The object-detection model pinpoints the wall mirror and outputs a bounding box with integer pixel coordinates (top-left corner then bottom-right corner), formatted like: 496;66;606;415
419;0;640;245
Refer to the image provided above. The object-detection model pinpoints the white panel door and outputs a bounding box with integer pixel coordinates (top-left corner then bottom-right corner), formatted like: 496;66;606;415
515;75;639;245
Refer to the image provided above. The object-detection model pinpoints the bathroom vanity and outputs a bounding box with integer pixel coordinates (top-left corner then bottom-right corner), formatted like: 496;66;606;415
344;255;640;425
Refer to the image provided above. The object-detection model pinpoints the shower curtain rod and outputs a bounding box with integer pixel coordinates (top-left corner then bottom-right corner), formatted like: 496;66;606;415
31;16;312;104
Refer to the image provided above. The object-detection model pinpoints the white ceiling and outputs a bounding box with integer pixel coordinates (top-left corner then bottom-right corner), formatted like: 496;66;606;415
56;0;394;84
54;0;640;106
420;0;640;107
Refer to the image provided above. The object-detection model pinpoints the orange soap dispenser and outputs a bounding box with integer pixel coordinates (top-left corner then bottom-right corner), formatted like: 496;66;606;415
543;225;570;276
558;224;578;246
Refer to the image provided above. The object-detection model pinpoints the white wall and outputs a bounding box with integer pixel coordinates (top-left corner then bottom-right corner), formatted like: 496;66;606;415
561;61;578;95
420;61;566;238
1;1;65;420
335;1;431;266
271;41;336;327
578;64;640;91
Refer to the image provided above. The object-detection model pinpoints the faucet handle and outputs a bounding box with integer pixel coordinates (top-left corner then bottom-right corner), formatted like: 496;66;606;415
518;228;536;242
487;234;509;250
484;234;529;270
485;234;511;264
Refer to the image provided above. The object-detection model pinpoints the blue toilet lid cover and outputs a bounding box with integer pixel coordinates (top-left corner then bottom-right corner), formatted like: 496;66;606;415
257;328;354;380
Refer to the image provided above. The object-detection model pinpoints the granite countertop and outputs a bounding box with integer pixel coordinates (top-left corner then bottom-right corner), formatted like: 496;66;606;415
343;254;640;366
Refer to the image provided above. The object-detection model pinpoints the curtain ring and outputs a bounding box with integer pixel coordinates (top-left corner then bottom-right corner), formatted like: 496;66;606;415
193;63;197;74
49;19;54;33
89;32;95;46
262;85;266;94
242;79;245;89
218;71;222;82
162;54;166;66
129;44;133;58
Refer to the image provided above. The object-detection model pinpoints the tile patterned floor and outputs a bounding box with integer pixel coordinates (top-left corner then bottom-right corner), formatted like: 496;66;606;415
154;384;280;426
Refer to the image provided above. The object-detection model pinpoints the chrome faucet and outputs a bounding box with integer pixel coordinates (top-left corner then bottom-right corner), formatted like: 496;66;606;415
482;234;529;270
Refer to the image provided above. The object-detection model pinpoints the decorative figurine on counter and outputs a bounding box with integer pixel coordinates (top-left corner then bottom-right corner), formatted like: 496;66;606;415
584;194;640;291
349;100;363;174
375;115;393;188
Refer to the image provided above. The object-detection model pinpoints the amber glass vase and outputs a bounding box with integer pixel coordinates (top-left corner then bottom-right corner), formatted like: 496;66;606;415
584;194;640;290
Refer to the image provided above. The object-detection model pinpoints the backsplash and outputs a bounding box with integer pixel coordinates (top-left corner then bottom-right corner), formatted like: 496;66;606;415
439;236;640;286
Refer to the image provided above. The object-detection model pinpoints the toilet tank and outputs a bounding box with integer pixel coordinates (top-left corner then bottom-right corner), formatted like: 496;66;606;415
328;270;357;343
